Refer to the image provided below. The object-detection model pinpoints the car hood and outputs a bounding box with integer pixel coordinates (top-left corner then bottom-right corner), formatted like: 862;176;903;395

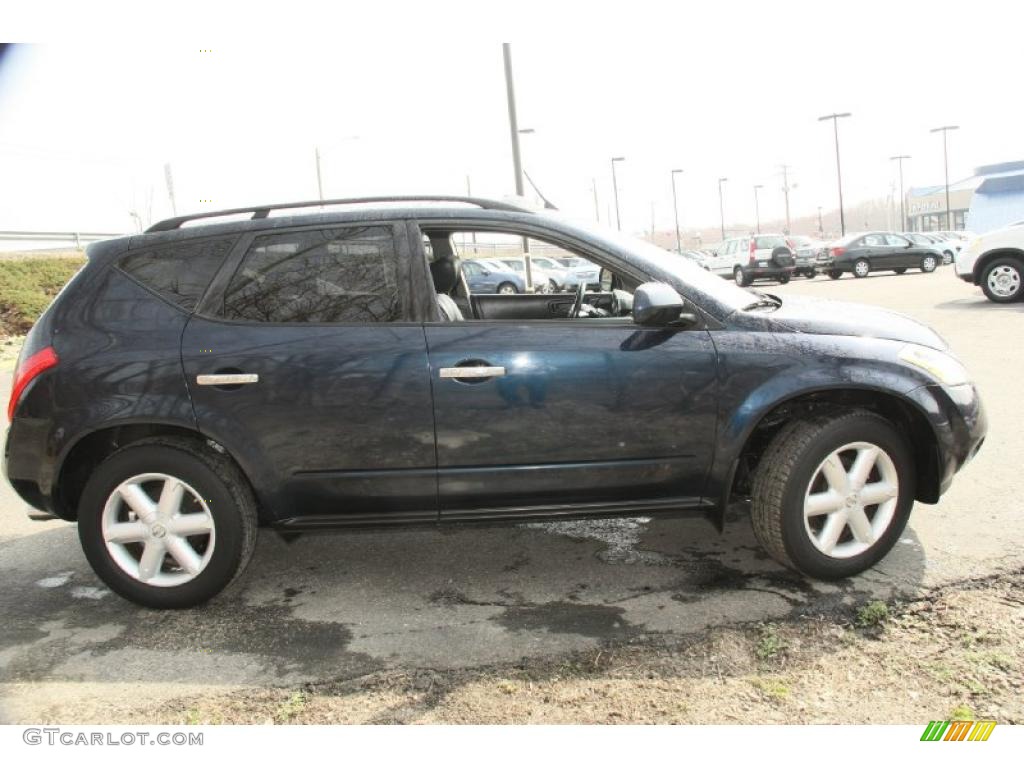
753;294;948;350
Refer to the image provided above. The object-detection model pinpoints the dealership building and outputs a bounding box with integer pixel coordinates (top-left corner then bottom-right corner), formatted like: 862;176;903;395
906;160;1024;233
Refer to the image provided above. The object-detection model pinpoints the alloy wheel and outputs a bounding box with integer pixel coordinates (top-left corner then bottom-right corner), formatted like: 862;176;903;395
101;473;216;587
854;260;870;277
803;442;899;559
922;256;937;272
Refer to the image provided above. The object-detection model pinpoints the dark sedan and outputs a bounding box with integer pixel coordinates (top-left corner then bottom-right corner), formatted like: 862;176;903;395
826;232;941;279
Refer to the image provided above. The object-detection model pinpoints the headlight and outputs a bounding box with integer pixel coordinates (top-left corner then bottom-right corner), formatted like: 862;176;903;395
898;344;969;386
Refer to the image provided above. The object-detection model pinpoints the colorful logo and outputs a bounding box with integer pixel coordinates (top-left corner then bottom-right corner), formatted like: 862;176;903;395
920;720;996;741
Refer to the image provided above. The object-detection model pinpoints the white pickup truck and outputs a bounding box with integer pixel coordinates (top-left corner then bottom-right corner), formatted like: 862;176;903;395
954;222;1024;303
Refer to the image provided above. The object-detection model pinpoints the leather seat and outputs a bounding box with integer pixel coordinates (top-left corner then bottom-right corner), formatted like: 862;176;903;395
429;249;465;322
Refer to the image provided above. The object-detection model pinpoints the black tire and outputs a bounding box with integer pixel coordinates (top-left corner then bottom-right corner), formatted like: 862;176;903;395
828;270;842;280
980;257;1024;303
78;437;258;609
806;269;817;279
853;258;870;278
920;255;938;273
734;266;751;287
750;410;915;580
497;282;518;294
894;268;907;275
778;275;790;285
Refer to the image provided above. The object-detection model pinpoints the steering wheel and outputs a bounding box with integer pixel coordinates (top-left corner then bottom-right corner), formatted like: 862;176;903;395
569;281;587;318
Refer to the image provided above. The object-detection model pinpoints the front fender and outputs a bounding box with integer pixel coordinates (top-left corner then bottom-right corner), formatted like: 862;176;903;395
703;331;937;512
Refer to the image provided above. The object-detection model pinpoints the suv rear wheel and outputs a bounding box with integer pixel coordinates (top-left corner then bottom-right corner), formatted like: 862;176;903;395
734;266;751;287
78;437;258;608
980;257;1024;303
750;410;914;579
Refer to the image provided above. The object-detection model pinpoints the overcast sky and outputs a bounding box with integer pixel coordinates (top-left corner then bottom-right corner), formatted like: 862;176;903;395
1;1;1018;236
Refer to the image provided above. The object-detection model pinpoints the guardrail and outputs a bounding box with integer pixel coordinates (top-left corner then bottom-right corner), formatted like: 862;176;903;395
0;230;125;249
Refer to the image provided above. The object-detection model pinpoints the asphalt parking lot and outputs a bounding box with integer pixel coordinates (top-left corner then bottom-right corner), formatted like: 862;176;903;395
1;266;1020;723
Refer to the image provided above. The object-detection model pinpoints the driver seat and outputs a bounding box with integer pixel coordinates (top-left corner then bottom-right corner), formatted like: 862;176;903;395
428;236;466;322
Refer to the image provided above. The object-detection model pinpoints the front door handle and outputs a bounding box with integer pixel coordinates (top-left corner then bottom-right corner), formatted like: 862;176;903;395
439;366;506;379
196;373;259;386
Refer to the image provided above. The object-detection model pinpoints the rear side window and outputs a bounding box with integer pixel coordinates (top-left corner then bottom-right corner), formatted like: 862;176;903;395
219;226;402;324
754;236;785;249
118;236;235;311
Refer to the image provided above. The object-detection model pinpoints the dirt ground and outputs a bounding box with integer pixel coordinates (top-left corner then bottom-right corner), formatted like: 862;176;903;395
14;569;1016;725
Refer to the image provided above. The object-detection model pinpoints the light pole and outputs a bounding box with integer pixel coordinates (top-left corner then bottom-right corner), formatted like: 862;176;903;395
671;169;684;253
611;156;625;230
717;177;728;240
889;154;910;230
592;178;600;223
930;125;959;230
779;164;792;233
502;43;534;288
818;112;852;235
753;184;764;234
817;206;823;236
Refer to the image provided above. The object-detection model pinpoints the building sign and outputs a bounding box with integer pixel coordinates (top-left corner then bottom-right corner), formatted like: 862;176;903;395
909;200;942;214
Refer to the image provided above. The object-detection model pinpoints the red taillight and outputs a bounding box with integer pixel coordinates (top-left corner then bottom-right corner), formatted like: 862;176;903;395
831;246;846;258
8;346;58;422
749;239;756;263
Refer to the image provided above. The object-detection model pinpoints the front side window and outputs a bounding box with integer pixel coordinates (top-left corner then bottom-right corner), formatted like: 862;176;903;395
886;234;910;247
219;226;402;323
118;236;235;311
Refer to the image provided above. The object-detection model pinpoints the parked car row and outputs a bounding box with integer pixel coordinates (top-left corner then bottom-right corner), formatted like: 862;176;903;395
461;255;601;294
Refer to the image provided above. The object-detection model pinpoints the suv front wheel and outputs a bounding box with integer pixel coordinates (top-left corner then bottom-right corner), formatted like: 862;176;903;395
78;437;258;609
750;410;914;579
980;257;1024;303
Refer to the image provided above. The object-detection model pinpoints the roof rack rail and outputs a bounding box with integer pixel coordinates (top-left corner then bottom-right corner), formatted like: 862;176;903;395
146;196;537;233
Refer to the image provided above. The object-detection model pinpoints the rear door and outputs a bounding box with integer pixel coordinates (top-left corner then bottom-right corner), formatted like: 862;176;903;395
181;221;438;525
861;233;892;268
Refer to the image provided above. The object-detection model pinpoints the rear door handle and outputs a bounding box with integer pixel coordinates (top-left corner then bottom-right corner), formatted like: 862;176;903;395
439;366;506;379
196;373;259;386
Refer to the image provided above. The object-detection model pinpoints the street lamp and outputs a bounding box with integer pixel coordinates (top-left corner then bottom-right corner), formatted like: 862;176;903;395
930;126;959;230
818;112;852;235
671;169;684;253
717;177;728;240
753;184;764;234
889;154;911;231
611;157;626;231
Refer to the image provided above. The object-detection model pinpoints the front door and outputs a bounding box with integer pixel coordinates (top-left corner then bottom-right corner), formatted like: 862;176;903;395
425;322;718;518
420;220;721;520
182;222;438;525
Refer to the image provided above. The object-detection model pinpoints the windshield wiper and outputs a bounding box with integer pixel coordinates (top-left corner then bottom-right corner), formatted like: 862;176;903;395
742;291;783;311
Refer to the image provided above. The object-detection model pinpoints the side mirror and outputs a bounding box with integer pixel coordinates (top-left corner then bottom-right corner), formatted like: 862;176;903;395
599;267;614;292
633;282;687;326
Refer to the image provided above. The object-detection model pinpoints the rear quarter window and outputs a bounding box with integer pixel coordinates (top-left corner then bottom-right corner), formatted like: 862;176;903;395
118;236;236;311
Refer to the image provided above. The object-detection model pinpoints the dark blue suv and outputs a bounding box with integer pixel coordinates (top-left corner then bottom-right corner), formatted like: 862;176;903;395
3;196;987;608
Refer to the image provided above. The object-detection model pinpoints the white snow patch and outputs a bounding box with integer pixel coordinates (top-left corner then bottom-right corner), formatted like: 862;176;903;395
36;572;75;588
70;586;110;600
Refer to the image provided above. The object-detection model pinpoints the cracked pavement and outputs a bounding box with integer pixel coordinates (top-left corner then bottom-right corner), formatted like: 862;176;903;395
1;270;1020;722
